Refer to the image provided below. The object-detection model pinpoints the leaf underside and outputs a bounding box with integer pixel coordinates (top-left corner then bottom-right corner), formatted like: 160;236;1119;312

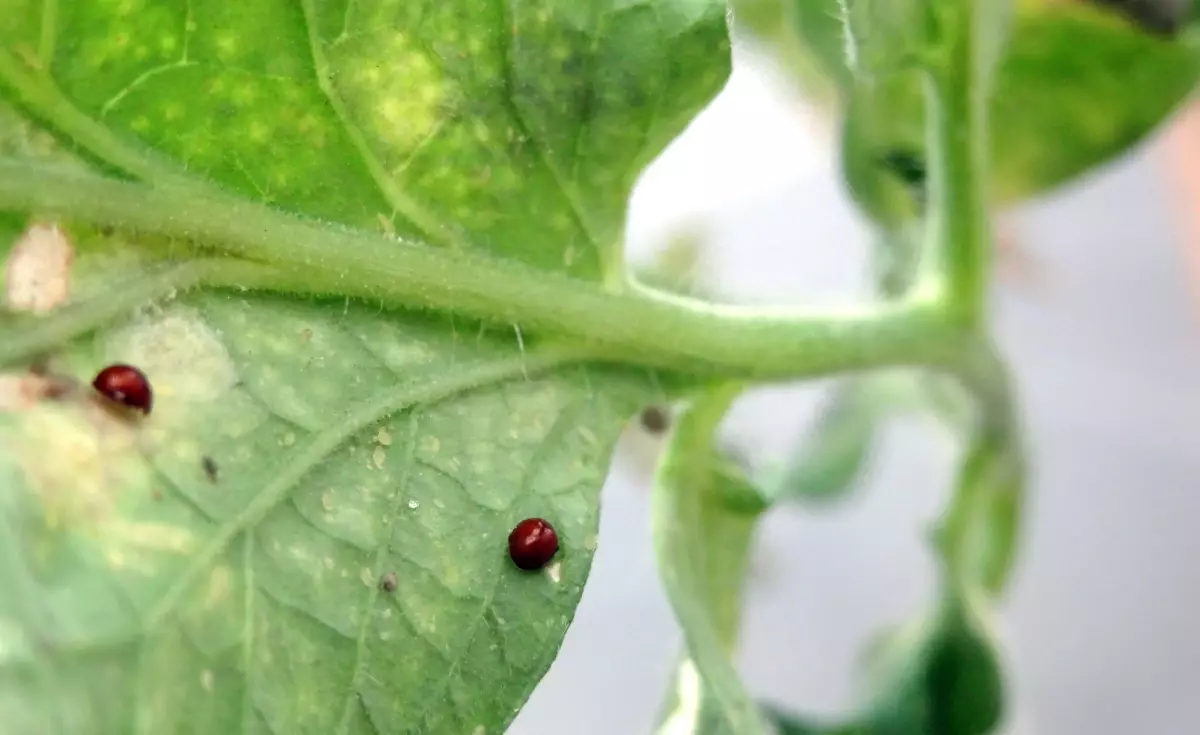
0;0;733;733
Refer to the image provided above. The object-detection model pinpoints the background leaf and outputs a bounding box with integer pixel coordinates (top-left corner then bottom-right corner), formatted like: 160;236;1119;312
778;0;1200;224
863;598;1005;735
763;380;880;507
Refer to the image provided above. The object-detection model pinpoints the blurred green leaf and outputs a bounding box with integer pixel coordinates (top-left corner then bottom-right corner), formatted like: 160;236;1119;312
779;0;1200;222
938;431;1025;597
765;381;880;506
653;387;768;735
861;597;1004;735
762;704;869;735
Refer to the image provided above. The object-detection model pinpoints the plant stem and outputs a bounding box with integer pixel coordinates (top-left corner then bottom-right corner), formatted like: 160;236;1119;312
0;162;962;383
938;339;1025;596
919;2;991;325
0;258;302;367
653;384;767;735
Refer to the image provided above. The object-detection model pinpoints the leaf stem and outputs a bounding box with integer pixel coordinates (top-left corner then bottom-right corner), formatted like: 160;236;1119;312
0;258;293;368
0;161;962;382
938;340;1025;596
919;2;991;325
652;384;767;735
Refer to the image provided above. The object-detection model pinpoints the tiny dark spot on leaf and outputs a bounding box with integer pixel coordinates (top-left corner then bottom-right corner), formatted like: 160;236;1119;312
151;488;165;502
202;455;219;483
379;571;398;592
878;148;926;188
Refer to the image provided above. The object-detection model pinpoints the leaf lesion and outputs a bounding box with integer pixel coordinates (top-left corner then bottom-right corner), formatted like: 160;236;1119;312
295;0;467;251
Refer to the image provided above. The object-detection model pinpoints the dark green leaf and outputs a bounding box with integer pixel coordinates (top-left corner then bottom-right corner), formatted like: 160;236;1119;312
864;598;1004;735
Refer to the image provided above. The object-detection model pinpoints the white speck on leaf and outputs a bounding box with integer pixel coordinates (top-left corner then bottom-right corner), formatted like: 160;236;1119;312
4;222;72;315
359;567;374;587
373;445;386;469
375;427;392;446
407;498;420;510
545;562;562;584
281;431;296;447
472;727;486;735
200;669;214;693
321;490;334;512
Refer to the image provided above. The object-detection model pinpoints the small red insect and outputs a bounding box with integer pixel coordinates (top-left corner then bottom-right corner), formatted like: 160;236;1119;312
92;364;153;415
507;517;559;571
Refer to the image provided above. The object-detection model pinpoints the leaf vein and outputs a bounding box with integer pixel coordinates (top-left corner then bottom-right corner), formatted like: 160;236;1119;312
240;531;258;734
335;410;420;735
139;350;573;633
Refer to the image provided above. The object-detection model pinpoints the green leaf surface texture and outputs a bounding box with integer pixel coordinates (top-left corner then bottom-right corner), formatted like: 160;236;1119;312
0;0;734;732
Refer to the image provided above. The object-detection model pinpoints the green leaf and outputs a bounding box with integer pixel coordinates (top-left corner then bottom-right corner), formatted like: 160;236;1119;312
764;381;879;506
653;386;768;735
937;431;1024;597
0;1;737;730
0;0;731;279
865;598;1005;735
762;704;868;735
0;229;655;732
783;0;1200;223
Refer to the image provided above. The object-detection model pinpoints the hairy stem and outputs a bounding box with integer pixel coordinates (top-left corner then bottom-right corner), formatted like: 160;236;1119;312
0;258;286;366
919;2;992;324
0;162;962;383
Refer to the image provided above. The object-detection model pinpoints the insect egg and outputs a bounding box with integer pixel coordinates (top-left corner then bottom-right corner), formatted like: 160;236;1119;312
508;518;559;571
92;364;153;415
